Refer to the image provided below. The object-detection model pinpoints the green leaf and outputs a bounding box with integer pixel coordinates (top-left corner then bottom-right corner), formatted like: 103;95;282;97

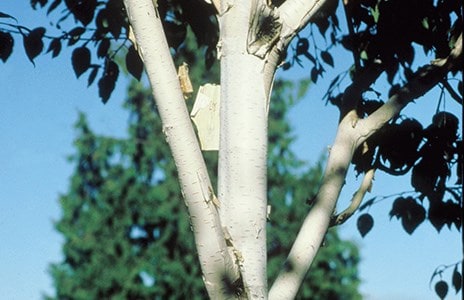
370;5;380;23
422;17;430;30
360;50;368;60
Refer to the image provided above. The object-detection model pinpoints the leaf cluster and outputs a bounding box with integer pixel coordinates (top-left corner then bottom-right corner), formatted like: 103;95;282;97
429;261;462;299
341;0;462;83
352;110;462;235
0;0;218;102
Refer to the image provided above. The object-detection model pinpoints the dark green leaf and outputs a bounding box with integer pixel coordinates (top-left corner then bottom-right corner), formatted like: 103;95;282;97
315;17;329;36
281;61;291;70
98;75;115;104
398;44;415;66
452;266;462;293
310;67;319;83
327;74;340;93
357;213;374;237
164;21;187;50
97;38;110;58
320;51;334;67
47;0;62;15
30;0;47;9
0;12;17;21
359;198;375;212
98;59;119;103
0;31;14;62
106;0;125;39
104;59;119;80
95;9;110;36
67;27;86;46
87;67;98;87
303;52;316;65
23;27;46;64
385;60;399;84
126;46;143;81
401;201;426;234
296;38;309;56
390;197;425;234
46;38;61;58
435;280;448;299
65;0;96;26
72;46;91;78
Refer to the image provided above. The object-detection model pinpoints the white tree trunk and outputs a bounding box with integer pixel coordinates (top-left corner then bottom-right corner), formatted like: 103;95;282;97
122;1;235;298
218;1;269;298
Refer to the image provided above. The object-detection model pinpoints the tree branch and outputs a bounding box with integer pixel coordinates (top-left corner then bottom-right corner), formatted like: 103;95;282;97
330;168;375;226
277;0;333;45
356;33;463;143
441;79;463;105
122;1;236;298
269;111;358;299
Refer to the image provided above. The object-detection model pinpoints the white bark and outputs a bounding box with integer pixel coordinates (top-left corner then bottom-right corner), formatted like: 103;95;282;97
269;112;358;300
278;0;333;41
122;1;235;298
218;1;269;298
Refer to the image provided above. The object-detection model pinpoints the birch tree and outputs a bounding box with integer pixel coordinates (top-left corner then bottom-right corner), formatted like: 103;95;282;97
1;0;462;298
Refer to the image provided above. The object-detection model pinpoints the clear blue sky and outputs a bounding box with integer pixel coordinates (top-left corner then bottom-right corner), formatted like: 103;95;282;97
0;1;461;299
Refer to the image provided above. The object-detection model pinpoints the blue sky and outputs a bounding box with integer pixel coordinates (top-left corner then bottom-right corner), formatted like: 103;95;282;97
0;1;461;299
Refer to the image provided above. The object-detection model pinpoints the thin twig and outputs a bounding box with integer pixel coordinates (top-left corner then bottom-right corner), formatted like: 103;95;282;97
441;79;463;105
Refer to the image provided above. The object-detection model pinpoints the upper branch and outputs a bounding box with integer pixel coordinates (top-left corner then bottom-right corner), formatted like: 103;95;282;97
278;0;334;43
356;33;463;145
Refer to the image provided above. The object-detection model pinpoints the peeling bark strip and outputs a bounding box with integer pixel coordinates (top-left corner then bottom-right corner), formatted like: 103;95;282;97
247;4;282;58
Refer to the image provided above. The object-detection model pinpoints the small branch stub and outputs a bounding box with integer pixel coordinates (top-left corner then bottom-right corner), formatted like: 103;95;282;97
247;4;282;58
